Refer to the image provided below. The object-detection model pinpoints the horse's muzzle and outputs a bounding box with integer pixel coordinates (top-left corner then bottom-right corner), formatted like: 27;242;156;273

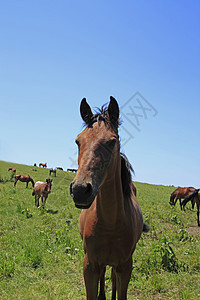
70;181;94;209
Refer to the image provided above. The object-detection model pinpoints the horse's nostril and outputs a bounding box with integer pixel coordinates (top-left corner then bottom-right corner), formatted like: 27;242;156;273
70;182;74;195
85;183;92;196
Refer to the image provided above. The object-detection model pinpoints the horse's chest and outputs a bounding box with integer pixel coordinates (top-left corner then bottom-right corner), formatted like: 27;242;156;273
85;227;135;266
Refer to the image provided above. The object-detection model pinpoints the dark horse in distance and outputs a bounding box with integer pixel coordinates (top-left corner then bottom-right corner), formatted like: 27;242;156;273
49;168;56;177
182;189;200;226
14;174;35;188
70;97;149;299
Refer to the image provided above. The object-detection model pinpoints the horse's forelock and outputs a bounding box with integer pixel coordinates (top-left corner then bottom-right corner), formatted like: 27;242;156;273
83;104;121;133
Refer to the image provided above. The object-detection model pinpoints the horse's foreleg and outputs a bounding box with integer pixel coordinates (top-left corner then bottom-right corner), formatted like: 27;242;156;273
41;195;44;207
111;267;116;300
14;179;17;187
115;257;133;300
83;254;99;300
35;195;39;207
43;196;47;207
197;204;199;226
98;267;106;300
26;181;28;188
191;198;195;209
179;198;182;210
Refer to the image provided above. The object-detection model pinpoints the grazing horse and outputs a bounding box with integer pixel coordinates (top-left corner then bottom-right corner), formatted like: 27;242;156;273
70;97;149;300
67;168;77;172
56;167;63;171
39;163;47;168
8;168;16;173
32;179;53;208
169;187;195;210
49;168;56;177
182;189;200;226
14;174;34;188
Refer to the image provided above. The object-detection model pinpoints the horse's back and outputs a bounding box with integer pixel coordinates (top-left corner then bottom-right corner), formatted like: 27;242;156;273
34;181;46;194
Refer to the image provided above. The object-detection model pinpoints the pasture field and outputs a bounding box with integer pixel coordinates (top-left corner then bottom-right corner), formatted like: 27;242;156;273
0;160;199;299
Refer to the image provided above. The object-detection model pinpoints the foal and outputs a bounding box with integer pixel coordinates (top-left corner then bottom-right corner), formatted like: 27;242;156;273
32;179;52;208
70;97;149;300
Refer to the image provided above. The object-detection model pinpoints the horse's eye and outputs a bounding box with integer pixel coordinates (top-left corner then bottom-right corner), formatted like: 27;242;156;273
107;139;116;148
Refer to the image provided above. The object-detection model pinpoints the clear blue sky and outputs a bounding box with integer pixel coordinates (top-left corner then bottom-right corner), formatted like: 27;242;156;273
0;0;200;187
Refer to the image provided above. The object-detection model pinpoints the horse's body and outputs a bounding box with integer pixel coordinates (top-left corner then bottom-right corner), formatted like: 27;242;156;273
56;167;63;171
70;97;149;299
39;163;47;168
49;168;56;176
67;168;77;173
32;179;52;208
14;174;34;188
182;189;200;226
169;187;195;210
8;168;16;173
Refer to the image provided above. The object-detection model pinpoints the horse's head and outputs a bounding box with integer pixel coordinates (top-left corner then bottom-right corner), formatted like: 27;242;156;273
169;193;175;206
46;179;53;193
70;96;120;209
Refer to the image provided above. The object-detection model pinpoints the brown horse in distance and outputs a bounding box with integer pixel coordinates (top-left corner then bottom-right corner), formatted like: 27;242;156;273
32;179;52;208
39;163;47;168
70;97;149;299
182;189;200;226
169;187;195;210
8;168;16;173
14;174;34;188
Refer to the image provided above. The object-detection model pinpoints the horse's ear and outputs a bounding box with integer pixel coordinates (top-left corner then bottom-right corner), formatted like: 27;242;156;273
80;98;93;124
108;96;119;129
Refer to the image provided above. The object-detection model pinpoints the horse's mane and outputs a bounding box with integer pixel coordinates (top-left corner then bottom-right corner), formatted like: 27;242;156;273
171;187;180;195
120;153;134;199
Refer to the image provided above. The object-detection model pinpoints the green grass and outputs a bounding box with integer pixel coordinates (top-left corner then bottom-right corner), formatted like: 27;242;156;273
0;160;200;299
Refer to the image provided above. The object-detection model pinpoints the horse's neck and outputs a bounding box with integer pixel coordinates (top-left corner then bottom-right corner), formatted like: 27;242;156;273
96;157;125;227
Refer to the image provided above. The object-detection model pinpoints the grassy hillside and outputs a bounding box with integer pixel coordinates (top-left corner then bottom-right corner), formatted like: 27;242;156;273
0;161;199;299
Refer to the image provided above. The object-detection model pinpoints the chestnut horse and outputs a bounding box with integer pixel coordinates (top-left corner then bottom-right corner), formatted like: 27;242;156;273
39;163;47;168
169;187;195;210
32;179;52;208
70;97;149;300
182;189;200;226
8;168;16;173
14;174;34;188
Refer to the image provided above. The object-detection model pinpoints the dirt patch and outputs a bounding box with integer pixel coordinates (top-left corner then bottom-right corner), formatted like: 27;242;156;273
187;224;200;236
